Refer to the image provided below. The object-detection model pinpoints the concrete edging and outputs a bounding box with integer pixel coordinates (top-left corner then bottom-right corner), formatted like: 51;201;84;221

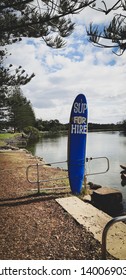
56;196;126;259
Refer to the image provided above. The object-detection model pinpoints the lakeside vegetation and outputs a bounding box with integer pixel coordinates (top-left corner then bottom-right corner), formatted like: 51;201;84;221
0;86;126;142
1;120;126;136
0;120;126;148
35;120;126;133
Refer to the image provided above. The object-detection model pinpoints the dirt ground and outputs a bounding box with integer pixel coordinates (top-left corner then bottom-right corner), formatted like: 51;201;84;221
0;148;114;260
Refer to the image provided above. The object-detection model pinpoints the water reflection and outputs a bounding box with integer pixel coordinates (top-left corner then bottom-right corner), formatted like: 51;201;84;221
27;134;68;167
27;131;126;210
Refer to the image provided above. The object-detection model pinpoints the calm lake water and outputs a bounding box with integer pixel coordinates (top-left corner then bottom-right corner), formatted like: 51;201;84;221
27;131;126;210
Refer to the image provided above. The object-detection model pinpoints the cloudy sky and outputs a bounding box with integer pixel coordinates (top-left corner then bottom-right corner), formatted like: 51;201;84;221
6;1;126;124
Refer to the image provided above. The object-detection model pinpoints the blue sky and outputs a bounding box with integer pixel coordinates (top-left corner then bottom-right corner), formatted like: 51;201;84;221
5;1;126;124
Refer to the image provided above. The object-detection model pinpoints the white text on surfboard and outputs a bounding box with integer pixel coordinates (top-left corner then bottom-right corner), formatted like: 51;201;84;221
72;116;86;124
71;124;87;134
74;101;87;114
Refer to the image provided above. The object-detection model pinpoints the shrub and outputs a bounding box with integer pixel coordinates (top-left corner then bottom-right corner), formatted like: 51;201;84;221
23;126;39;141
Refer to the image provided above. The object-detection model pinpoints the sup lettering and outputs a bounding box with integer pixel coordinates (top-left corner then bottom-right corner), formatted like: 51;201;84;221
71;124;87;134
74;101;87;114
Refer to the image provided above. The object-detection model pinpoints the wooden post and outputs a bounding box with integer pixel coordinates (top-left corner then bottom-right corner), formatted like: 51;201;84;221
84;175;87;194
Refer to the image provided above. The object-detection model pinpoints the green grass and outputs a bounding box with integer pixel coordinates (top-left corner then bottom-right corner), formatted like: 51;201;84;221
0;140;5;146
0;133;20;139
0;133;21;146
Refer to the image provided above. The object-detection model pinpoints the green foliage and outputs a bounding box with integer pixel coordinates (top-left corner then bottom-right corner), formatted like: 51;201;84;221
0;0;125;97
5;86;35;132
0;90;8;129
35;118;68;132
87;1;126;55
88;122;116;131
1;0;125;107
88;121;126;132
0;1;92;47
0;0;93;89
121;120;126;132
0;48;35;87
0;132;21;146
23;126;39;140
35;119;125;133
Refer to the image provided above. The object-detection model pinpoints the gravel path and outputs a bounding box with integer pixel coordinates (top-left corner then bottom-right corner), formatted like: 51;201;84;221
0;149;115;259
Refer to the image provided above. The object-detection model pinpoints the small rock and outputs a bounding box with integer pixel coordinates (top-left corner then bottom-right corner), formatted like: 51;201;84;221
83;194;91;202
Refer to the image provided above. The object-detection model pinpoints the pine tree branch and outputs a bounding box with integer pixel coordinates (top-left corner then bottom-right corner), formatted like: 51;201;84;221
0;0;32;11
0;0;96;34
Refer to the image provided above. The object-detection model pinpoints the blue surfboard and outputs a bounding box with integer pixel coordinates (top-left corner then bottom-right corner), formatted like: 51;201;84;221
68;94;88;194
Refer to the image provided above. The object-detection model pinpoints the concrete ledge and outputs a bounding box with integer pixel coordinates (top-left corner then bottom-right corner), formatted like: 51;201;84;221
56;196;126;259
92;187;122;204
91;187;123;214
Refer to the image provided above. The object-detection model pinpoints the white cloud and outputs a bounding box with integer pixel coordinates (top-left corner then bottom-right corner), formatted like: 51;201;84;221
4;4;126;124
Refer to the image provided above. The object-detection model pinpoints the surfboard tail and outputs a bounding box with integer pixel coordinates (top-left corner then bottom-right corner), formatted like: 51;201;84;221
68;159;86;194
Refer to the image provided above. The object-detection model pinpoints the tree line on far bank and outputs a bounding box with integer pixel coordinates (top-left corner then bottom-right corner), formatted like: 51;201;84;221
0;86;126;135
35;119;126;133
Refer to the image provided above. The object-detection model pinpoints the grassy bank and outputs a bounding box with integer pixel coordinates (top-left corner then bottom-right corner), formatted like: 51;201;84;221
0;133;22;147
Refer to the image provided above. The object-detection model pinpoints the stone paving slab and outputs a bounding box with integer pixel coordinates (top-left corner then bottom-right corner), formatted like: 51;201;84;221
56;196;126;259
